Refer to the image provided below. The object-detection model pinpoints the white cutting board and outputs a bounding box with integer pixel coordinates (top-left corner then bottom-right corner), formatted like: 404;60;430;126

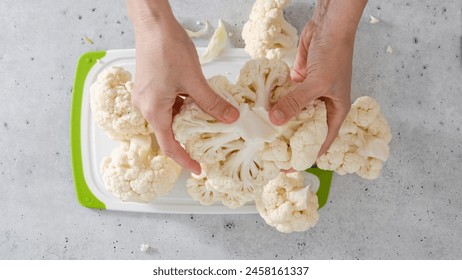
76;48;319;214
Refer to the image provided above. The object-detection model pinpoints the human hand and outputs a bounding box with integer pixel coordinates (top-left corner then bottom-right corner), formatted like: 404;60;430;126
128;3;239;174
269;0;366;157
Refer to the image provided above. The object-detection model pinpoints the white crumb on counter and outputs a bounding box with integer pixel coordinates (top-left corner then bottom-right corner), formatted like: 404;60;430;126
228;32;233;37
386;46;394;54
369;15;380;24
140;243;150;252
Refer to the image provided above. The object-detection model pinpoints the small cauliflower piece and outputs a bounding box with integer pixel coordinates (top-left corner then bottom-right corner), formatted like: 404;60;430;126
100;135;182;203
199;19;228;64
242;0;298;59
369;15;380;24
90;66;152;141
173;58;328;208
140;243;150;252
256;172;319;233
317;96;392;180
386;45;394;54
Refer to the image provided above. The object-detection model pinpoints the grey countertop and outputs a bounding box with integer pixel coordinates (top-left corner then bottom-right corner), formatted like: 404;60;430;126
1;0;461;259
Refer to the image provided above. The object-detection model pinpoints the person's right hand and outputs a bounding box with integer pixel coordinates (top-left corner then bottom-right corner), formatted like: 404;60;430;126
130;14;239;175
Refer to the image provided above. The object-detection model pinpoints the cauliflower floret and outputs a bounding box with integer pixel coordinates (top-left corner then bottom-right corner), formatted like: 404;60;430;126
186;170;224;206
90;66;152;141
242;0;298;59
256;172;319;233
290;100;328;170
172;59;328;208
100;135;181;203
186;166;250;209
317;96;392;180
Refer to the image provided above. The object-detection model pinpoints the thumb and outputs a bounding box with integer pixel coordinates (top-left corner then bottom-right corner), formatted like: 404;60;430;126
191;80;240;123
269;81;318;125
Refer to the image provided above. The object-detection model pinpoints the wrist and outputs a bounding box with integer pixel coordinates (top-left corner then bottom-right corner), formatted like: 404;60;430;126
312;0;367;43
126;0;176;31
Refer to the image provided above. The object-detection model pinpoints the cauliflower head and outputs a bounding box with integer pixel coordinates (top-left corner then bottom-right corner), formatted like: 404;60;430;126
256;172;319;233
90;66;152;141
173;59;328;208
100;134;182;203
317;96;392;180
242;0;298;59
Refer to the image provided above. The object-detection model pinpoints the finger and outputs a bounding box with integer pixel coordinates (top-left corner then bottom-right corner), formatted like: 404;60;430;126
291;23;314;83
317;99;350;157
282;168;296;174
269;80;318;125
144;104;201;174
190;79;239;123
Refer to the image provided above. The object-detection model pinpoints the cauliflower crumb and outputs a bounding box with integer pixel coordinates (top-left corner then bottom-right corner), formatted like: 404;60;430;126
140;243;150;252
369;15;380;24
83;34;94;45
386;45;393;54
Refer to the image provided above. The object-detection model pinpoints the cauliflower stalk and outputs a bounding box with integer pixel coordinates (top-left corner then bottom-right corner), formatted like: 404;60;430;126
256;172;319;233
242;0;298;59
101;134;182;203
317;96;392;180
199;19;228;64
90;66;152;141
173;58;328;208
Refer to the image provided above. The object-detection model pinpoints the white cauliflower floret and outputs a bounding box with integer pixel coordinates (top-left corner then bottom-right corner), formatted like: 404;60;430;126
186;170;224;206
90;66;152;141
173;59;328;208
186;167;249;209
100;135;181;203
242;0;298;59
290;100;328;170
317;96;392;180
256;172;319;233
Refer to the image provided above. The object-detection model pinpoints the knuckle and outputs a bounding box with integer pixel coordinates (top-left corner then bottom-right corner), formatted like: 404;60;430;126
143;108;157;122
284;94;304;113
201;95;221;113
162;148;176;159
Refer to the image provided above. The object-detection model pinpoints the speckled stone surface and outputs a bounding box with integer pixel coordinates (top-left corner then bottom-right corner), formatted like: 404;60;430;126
1;0;461;259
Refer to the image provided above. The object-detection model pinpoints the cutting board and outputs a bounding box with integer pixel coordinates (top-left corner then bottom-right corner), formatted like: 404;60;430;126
70;48;333;214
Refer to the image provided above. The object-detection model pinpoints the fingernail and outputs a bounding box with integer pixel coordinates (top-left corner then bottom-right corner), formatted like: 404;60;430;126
272;109;286;123
192;165;201;175
223;107;239;122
